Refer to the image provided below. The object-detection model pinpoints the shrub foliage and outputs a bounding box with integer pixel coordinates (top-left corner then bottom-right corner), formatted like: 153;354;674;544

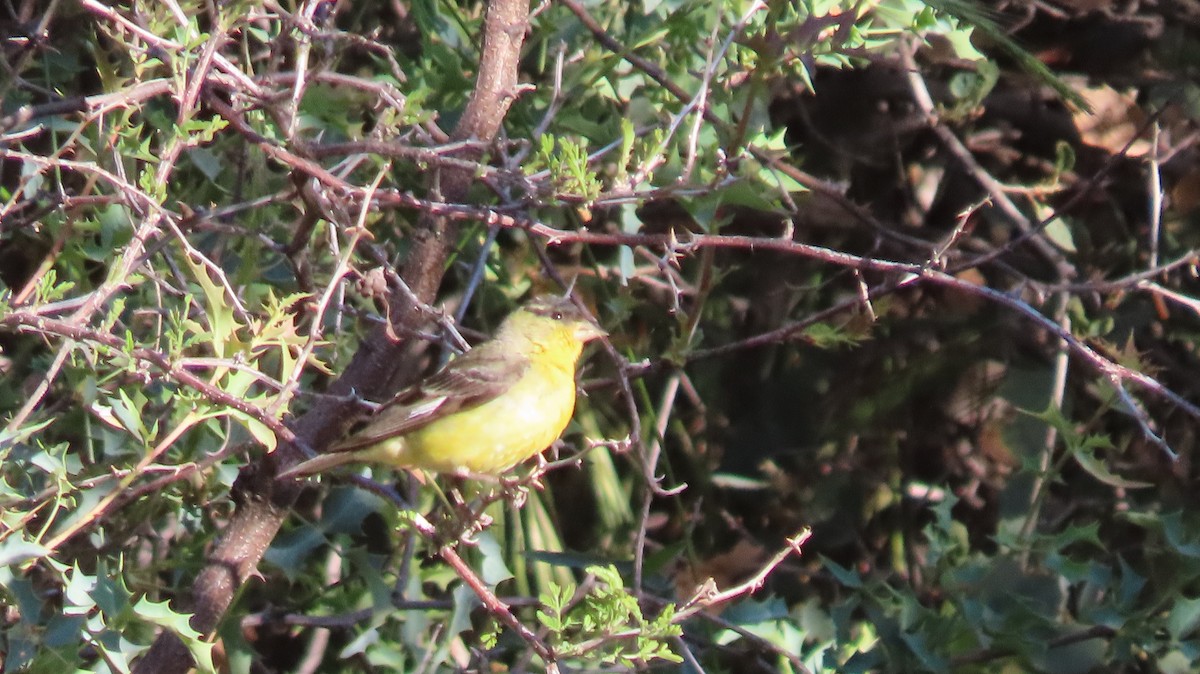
2;0;1200;672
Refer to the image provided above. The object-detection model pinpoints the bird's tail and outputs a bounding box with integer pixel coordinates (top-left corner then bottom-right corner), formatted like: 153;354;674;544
277;449;364;480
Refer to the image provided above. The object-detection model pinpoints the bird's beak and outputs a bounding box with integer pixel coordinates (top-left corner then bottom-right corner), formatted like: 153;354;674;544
576;321;607;342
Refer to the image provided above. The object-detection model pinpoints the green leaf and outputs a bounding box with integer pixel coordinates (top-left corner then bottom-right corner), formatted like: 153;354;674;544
0;537;50;566
1168;596;1200;641
822;556;864;588
264;524;327;581
63;564;98;615
1042;216;1077;253
477;532;514;586
1161;512;1200;559
93;560;132;618
447;584;482;638
133;597;215;672
1068;441;1152;489
181;252;237;359
339;626;380;659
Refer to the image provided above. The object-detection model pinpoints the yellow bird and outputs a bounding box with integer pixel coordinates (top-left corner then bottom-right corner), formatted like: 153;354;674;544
280;295;606;478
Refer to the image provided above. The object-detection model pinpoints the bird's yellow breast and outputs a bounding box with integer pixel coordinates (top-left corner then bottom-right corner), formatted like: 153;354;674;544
396;346;579;474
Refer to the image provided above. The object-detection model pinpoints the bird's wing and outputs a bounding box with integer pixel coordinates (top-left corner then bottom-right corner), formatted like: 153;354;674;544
329;342;530;452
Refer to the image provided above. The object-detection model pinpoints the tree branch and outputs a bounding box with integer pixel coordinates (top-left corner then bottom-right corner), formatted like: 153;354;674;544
132;2;532;672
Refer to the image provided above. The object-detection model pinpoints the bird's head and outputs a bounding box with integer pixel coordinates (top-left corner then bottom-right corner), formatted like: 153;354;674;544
499;295;606;354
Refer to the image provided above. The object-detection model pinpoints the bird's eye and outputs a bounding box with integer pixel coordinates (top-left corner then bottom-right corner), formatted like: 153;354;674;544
552;311;563;320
